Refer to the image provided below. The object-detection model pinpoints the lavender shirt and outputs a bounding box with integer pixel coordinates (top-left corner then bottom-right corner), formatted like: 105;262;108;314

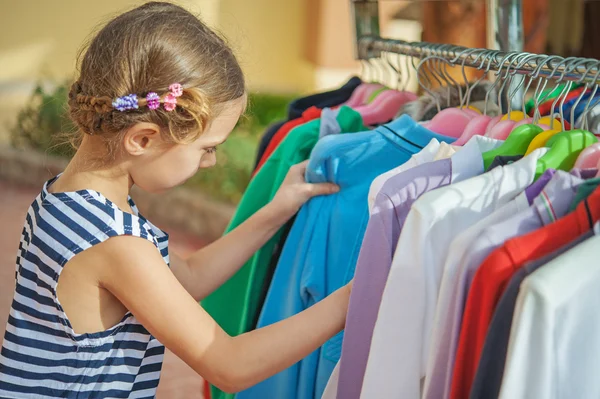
336;136;501;399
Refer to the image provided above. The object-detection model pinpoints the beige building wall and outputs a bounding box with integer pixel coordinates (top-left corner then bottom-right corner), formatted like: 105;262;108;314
0;0;316;93
218;0;316;93
0;0;421;138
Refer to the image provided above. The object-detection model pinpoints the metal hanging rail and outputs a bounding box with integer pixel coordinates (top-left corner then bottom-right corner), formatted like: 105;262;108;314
358;37;600;84
350;0;600;85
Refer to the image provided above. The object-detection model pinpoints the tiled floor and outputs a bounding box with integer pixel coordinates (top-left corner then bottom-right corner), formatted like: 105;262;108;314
0;180;207;398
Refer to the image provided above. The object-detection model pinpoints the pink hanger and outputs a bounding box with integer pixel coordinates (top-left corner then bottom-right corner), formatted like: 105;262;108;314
575;142;600;169
462;108;482;118
421;108;476;138
343;83;384;107
453;115;493;146
355;90;418;125
487;120;517;140
514;117;534;128
484;115;504;136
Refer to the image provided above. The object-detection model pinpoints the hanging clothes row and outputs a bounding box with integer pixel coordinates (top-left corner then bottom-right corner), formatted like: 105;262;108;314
204;40;600;399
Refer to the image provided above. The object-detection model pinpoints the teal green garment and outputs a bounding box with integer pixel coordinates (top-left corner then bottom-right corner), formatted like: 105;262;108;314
202;106;366;399
569;177;600;211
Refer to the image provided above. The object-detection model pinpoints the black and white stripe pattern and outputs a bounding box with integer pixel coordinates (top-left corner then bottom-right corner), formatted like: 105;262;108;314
0;177;168;398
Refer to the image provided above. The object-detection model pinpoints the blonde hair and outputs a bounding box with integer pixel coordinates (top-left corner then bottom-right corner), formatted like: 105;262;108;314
67;2;246;154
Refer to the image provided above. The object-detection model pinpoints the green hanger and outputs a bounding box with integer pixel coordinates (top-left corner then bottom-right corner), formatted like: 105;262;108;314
535;129;599;179
482;124;544;170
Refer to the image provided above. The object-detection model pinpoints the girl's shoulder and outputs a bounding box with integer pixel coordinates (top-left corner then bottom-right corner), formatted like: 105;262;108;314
34;176;168;257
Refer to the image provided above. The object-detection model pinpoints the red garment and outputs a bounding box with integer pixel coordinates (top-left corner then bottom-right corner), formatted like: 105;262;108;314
253;106;322;176
531;86;588;117
449;185;600;399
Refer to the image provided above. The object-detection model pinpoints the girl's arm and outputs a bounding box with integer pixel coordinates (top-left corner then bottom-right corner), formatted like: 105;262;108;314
169;160;339;301
97;235;351;393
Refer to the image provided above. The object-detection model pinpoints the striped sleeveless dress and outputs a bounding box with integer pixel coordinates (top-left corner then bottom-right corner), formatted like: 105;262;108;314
0;176;168;398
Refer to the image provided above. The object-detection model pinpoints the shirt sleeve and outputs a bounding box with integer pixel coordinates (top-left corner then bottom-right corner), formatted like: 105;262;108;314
498;277;554;399
361;208;435;399
450;247;514;399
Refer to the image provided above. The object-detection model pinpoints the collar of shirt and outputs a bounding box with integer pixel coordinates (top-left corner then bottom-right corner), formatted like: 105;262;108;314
533;170;585;225
433;142;458;161
319;107;342;139
595;221;600;235
382;114;456;150
449;135;503;182
367;139;442;212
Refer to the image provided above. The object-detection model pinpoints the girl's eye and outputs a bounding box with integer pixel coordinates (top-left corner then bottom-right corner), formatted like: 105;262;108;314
206;147;217;154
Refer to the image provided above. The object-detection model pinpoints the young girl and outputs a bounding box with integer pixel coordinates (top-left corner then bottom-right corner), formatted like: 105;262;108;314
0;3;352;398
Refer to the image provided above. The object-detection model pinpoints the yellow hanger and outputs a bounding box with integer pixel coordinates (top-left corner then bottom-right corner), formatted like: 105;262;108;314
463;105;482;114
524;117;566;155
525;129;561;155
537;116;562;130
500;110;527;122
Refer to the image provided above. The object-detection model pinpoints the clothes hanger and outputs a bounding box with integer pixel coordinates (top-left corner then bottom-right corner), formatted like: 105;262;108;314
355;42;418;124
344;51;385;107
416;49;479;138
453;49;498;145
486;52;533;139
482;54;556;168
535;129;598;178
491;57;572;146
575;142;600;169
533;61;600;178
573;64;600;168
526;58;598;154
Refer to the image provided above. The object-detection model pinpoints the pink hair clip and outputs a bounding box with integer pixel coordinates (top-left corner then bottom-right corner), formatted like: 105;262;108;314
164;83;183;112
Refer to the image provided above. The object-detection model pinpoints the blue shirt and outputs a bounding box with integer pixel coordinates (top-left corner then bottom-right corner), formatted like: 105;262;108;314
235;115;454;399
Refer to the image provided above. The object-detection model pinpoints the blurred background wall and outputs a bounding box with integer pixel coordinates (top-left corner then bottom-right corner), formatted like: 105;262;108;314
0;0;422;141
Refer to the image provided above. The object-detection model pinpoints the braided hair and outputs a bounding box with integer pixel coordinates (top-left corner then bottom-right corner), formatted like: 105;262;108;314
67;2;245;154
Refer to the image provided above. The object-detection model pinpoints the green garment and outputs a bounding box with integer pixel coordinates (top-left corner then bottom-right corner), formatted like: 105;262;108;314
569;177;600;211
202;106;366;399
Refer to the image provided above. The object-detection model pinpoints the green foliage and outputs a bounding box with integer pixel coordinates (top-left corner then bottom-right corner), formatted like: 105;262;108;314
10;83;296;204
10;83;75;158
242;92;295;130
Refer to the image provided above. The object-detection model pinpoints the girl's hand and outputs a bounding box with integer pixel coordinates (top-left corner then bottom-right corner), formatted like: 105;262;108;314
270;160;339;221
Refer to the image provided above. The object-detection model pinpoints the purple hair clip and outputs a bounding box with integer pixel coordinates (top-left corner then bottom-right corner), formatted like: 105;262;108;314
112;94;139;112
146;92;160;110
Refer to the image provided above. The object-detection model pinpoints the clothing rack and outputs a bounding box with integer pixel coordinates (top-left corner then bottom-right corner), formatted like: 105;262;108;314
350;0;600;105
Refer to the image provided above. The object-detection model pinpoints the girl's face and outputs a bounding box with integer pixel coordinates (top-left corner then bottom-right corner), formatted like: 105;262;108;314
128;95;247;193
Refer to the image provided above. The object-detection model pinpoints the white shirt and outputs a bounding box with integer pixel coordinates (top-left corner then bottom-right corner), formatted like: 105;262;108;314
422;187;531;399
367;139;441;211
321;362;340;399
499;231;600;399
360;148;548;399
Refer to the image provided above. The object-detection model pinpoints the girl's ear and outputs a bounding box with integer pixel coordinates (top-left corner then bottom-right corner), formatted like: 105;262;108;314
123;123;163;156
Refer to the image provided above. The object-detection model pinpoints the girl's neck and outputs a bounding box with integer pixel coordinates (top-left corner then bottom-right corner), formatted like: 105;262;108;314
51;138;134;212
